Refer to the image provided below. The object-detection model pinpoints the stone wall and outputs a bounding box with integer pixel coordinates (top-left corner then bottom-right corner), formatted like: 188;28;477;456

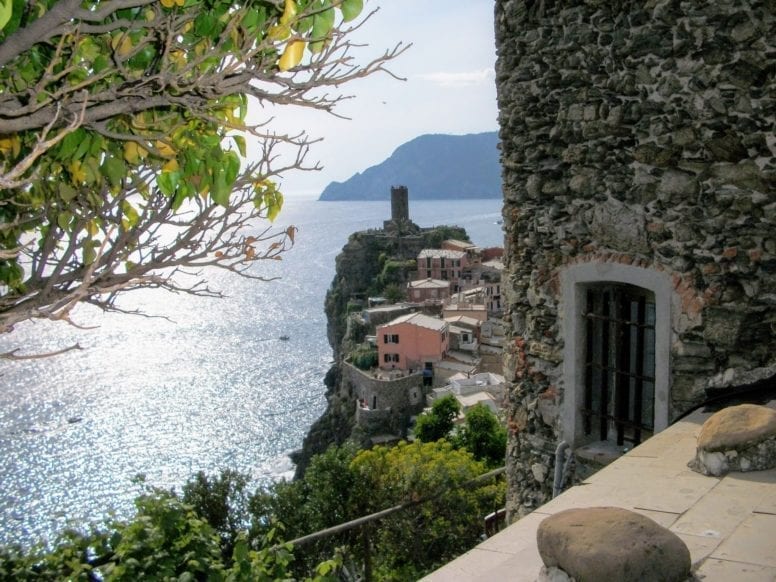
344;361;425;433
495;0;775;517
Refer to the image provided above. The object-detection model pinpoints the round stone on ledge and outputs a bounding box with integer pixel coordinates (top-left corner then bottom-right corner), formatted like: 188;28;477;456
690;404;776;477
536;507;691;582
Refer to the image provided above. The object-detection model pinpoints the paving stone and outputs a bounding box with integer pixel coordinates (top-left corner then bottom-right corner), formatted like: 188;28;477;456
695;558;776;582
711;514;776;568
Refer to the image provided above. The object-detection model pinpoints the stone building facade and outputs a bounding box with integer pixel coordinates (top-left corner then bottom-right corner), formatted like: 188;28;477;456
495;0;775;517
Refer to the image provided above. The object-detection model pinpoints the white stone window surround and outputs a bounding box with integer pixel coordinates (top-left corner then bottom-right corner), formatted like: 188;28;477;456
560;262;676;447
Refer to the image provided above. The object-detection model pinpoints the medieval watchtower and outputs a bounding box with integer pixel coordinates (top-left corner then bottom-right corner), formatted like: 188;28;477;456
390;185;409;224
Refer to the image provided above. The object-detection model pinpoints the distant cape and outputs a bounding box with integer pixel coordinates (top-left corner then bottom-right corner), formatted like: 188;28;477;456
318;132;502;201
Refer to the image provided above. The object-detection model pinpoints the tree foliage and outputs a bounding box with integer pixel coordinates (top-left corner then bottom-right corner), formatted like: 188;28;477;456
350;440;504;579
453;403;507;468
413;394;460;443
0;440;505;580
0;0;404;353
415;397;507;468
0;488;341;581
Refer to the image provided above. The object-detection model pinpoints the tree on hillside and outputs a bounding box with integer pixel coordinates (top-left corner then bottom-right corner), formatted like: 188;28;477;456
0;0;405;354
453;403;507;468
351;440;504;579
413;394;460;442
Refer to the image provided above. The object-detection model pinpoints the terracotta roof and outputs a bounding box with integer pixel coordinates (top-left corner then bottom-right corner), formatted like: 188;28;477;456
382;312;448;332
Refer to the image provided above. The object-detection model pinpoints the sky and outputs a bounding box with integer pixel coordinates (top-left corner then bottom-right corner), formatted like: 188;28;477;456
249;0;499;197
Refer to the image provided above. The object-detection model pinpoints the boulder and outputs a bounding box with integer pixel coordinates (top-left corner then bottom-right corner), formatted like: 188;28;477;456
536;507;691;582
690;404;776;476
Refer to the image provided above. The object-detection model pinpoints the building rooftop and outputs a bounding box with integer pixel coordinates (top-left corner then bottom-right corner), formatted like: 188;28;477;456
419;249;467;260
423;398;776;581
409;278;450;289
383;312;448;332
443;239;478;250
444;315;482;328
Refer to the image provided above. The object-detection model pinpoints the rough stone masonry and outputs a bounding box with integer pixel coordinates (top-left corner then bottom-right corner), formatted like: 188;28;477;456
494;0;775;518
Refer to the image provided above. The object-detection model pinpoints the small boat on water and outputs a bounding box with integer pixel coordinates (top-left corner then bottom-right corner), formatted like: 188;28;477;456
278;335;290;341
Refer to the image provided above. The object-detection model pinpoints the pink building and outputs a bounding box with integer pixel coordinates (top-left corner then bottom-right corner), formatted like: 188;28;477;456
417;249;468;292
377;312;449;372
407;278;450;303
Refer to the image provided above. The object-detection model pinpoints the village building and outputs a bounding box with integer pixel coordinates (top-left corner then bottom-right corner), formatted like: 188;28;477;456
417;248;468;292
428;372;508;417
407;278;450;304
376;312;449;374
442;297;488;322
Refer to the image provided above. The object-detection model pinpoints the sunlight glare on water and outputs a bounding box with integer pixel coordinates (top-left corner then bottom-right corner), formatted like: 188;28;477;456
0;197;504;545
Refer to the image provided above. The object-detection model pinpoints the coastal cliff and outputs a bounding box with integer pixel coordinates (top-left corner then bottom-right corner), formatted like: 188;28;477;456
292;221;468;477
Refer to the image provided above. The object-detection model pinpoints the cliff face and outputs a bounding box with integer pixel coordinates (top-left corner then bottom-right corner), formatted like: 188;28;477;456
292;223;468;477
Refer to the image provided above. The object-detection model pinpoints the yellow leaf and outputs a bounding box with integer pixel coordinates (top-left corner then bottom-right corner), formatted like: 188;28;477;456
280;0;297;25
278;40;305;71
170;50;187;69
155;140;176;158
116;36;133;57
0;135;20;157
162;159;179;172
268;24;290;41
123;141;148;163
160;0;175;8
69;160;87;183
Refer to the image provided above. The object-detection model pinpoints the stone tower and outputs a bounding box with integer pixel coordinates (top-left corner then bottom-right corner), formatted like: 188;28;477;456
495;0;776;519
390;185;409;224
384;185;417;233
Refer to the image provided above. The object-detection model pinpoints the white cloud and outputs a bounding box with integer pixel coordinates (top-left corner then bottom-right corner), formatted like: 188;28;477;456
415;68;495;88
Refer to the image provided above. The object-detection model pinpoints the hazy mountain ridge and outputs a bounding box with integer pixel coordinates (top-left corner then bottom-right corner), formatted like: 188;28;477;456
318;132;501;201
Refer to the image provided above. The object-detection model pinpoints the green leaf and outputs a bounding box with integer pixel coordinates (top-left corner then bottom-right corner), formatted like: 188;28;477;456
232;135;246;157
57;211;72;231
211;171;229;206
121;200;140;228
101;156;126;188
58;129;85;160
340;0;362;22
0;0;13;32
157;171;178;197
171;188;187;211
312;2;334;36
72;133;92;161
223;151;240;184
58;183;78;203
266;191;283;222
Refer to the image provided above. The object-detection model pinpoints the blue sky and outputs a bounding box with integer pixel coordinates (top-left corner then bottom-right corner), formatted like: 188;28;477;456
251;0;499;197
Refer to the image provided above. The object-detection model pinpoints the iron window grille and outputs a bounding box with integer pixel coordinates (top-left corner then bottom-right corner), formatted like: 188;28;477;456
582;284;656;447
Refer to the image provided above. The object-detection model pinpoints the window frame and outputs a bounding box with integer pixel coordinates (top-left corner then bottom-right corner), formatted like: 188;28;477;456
561;263;674;448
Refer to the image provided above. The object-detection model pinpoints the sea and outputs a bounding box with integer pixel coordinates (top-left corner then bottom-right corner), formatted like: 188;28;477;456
0;196;505;547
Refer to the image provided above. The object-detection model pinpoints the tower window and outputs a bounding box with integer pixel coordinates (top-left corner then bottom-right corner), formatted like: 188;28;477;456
583;284;656;447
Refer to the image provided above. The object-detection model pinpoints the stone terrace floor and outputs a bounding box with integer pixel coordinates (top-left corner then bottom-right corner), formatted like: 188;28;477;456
423;399;776;581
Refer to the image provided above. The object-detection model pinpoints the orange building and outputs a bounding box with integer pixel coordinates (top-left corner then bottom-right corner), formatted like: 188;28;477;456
377;312;449;372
